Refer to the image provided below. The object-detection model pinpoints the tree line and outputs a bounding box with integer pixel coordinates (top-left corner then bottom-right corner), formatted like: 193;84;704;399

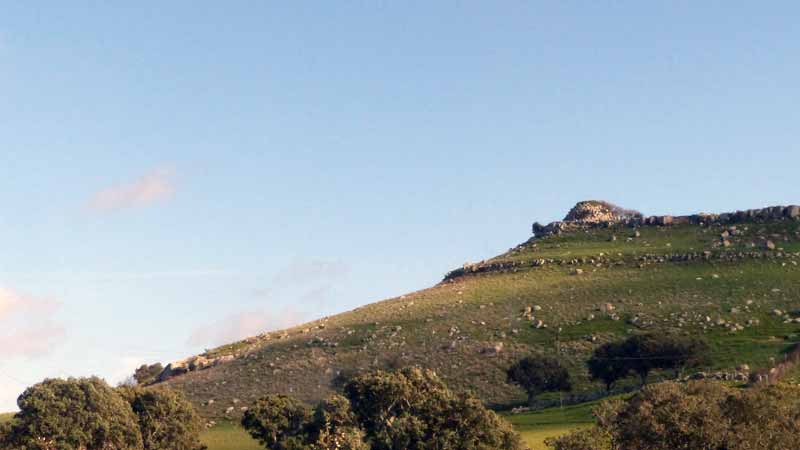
507;332;710;405
0;377;205;450
0;332;779;450
548;381;800;450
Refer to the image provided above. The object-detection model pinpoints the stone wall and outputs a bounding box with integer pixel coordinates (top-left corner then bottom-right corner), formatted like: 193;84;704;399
533;204;800;238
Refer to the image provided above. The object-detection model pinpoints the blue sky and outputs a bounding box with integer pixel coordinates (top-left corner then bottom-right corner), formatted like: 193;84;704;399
1;2;799;410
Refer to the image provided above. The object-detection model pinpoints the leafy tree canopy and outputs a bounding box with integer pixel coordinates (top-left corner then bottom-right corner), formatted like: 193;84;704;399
243;367;523;450
4;377;143;450
118;386;206;450
549;381;800;450
506;356;572;404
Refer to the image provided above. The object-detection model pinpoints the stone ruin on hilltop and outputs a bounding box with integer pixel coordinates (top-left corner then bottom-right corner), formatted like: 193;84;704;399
532;201;800;237
563;200;643;224
442;200;800;282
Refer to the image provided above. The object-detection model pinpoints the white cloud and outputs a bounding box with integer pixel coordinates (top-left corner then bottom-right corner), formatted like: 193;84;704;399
88;168;176;212
0;287;65;359
187;308;309;348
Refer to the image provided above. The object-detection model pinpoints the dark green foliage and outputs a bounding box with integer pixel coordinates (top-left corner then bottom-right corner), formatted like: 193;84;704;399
434;396;526;450
587;334;710;388
611;381;729;450
506;356;572;404
241;394;368;450
133;363;164;386
587;342;630;391
331;367;364;391
244;368;523;450
307;395;368;450
545;428;612;450
549;381;800;450
623;334;710;384
344;367;523;450
0;421;15;449
5;377;143;450
118;386;206;450
241;395;312;450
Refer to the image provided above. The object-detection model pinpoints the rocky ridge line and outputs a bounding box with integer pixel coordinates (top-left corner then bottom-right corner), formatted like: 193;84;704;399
533;203;800;237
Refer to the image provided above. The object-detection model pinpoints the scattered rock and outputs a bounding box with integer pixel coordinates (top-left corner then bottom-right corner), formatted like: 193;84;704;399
481;343;504;356
600;303;615;312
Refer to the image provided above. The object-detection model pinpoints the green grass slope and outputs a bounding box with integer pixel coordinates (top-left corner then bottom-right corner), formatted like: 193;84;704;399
162;210;800;419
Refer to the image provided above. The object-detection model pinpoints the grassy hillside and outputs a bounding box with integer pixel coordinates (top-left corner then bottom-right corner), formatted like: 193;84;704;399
161;210;800;419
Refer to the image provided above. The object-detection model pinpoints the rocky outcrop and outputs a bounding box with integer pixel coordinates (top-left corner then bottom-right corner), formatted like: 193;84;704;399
158;354;235;382
563;200;642;224
532;202;800;237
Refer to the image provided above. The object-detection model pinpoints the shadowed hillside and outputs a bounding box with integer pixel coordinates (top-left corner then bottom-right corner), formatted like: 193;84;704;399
156;201;800;418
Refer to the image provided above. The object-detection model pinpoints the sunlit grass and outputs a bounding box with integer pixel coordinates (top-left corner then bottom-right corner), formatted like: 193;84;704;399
201;421;261;450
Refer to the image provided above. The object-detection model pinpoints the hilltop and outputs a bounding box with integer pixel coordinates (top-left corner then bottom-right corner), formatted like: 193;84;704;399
154;201;800;418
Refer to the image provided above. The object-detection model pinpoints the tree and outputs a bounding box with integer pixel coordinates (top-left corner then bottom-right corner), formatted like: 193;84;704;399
0;421;16;449
549;381;800;450
241;395;312;450
723;383;800;449
118;386;206;450
588;334;711;388
133;363;164;386
612;381;730;450
245;368;523;450
307;395;368;450
345;367;523;450
506;356;572;404
623;334;710;384
659;334;711;378
6;377;143;450
587;342;631;391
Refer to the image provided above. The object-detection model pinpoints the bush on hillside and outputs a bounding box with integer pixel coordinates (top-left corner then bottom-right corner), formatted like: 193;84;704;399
307;395;369;450
545;428;613;450
587;333;710;388
587;342;630;391
344;367;523;450
243;367;524;450
623;333;710;382
547;381;800;450
118;386;206;450
3;377;143;450
133;363;164;386
506;356;572;404
242;394;312;450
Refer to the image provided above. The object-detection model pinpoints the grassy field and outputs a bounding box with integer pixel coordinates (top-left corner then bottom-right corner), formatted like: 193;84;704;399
504;401;598;450
199;401;599;450
0;413;12;424
201;421;261;450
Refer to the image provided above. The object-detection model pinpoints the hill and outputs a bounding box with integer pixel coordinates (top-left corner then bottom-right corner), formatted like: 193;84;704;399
156;201;800;418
